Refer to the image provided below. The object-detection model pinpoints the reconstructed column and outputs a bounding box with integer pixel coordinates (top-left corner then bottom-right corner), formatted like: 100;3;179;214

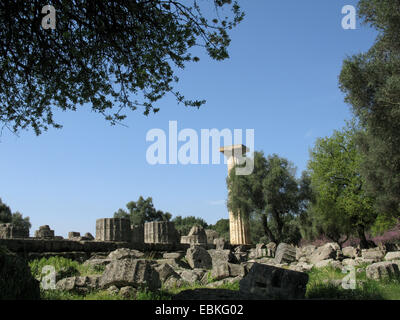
220;144;252;245
95;218;131;242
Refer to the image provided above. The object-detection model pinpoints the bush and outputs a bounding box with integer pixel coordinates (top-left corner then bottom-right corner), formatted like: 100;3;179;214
0;246;40;300
29;256;104;283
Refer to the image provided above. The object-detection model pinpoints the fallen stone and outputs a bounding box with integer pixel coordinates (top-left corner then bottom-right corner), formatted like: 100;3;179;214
361;248;385;261
119;286;136;299
56;275;101;294
186;246;212;269
99;259;161;290
309;243;339;264
214;238;228;250
178;269;207;285
239;263;309;300
274;243;296;264
107;248;144;260
211;262;246;281
342;246;358;259
266;242;277;257
366;261;400;281
208;249;235;267
384;251;400;261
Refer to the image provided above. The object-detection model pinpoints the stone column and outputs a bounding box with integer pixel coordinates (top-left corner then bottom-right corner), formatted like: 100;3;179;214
95;218;131;242
144;221;179;244
220;144;252;245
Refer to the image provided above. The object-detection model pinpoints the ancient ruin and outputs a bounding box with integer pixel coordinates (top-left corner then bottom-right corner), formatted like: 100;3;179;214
220;144;252;245
0;223;29;239
95;218;131;242
180;226;207;245
34;225;55;239
144;221;179;244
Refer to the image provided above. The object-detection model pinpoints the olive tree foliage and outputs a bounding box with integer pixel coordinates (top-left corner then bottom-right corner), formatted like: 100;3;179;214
114;196;171;226
305;124;378;248
227;152;305;245
0;1;244;135
0;198;31;231
172;215;208;236
339;0;400;218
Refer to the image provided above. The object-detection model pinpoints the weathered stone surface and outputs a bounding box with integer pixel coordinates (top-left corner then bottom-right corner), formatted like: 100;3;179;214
154;263;181;283
34;225;55;239
211;262;246;281
56;275;101;294
239;263;309;300
366;261;400;281
96;218;131;242
314;259;342;269
83;258;112;268
205;229;219;244
208;249;235;267
0;223;29;239
68;232;81;240
296;245;316;261
385;251;400;261
131;224;144;244
266;242;277;258
156;258;187;269
119;286;136;299
107;285;119;295
342;246;358;258
249;243;267;259
99;259;161;290
233;246;249;263
178;269;207;284
362;248;385;261
107;248;144;260
220;145;252;245
186;246;212;269
309;243;339;264
214;238;228;250
144;221;179;244
84;233;94;240
274;243;296;264
181;226;208;245
162;252;185;260
289;262;314;273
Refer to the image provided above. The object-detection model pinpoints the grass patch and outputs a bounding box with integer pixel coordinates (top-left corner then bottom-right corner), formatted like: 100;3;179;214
306;266;400;300
29;257;104;282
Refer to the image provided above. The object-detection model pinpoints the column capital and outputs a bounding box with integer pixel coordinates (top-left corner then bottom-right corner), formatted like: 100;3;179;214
219;144;249;157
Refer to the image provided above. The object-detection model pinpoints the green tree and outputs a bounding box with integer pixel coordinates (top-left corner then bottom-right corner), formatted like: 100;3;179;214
172;215;208;236
209;218;229;241
0;1;244;135
339;0;400;219
307;124;377;248
227;152;303;245
114;196;171;226
0;199;12;223
0;199;31;231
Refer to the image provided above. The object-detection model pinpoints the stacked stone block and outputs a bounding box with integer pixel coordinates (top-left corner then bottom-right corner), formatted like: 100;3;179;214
95;218;131;242
34;225;55;239
0;223;29;239
144;221;178;244
181;226;207;245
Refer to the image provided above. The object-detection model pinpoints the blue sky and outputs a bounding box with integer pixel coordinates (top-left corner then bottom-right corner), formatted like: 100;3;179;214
0;1;377;237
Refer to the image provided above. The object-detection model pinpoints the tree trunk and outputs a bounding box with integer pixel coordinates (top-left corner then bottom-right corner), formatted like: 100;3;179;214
357;225;371;249
261;213;276;244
